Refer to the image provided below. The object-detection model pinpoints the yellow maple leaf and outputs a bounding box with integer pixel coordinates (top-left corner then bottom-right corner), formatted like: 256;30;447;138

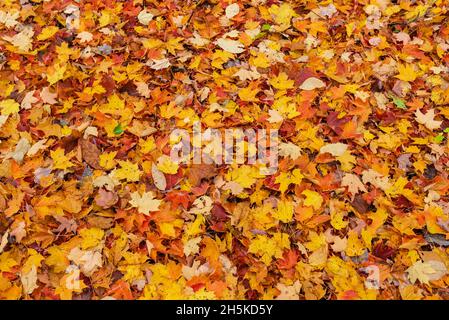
165;37;184;54
50;148;74;170
248;233;289;265
47;63;67;85
269;72;294;90
99;151;117;170
211;50;234;69
45;246;70;273
305;231;326;251
112;160;141;182
79;228;104;249
396;64;418;82
0;252;18;273
37;26;59;41
159;220;183;237
301;190;323;210
413;158;427;173
139;137;156;154
0;99;19;116
228;165;263;189
275;169;303;194
22;248;44;273
345;231;365;257
268;3;297;30
273;199;294;223
82;82;106;96
129;191;162;215
101;93;125;115
249;51;270;68
238;82;259;102
185;215;205;237
361;208;388;249
156;155;179;174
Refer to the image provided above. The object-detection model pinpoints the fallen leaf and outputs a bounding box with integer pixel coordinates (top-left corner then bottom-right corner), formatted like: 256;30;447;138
299;77;326;90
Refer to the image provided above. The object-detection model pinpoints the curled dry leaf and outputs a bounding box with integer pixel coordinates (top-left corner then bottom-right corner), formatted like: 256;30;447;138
152;164;167;191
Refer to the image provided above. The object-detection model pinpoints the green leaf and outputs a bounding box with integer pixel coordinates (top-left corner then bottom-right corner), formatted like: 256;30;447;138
434;133;445;143
392;96;407;109
113;123;124;135
262;23;271;31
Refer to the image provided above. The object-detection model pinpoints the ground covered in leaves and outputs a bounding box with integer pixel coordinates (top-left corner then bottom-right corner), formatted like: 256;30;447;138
1;0;449;300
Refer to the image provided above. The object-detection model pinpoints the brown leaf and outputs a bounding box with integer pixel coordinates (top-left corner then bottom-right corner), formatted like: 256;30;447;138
80;138;101;169
187;164;217;187
351;194;370;214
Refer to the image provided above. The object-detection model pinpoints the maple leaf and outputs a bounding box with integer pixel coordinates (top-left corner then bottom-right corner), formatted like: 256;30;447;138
267;109;283;123
40;87;57;104
50;148;74;170
275;169;304;194
0;10;19;28
238;83;259;102
0;99;19;116
331;236;348;253
222;181;244;195
99;151;117;170
273;200;294;223
407;260;448;284
21;265;38;295
248;233;290;265
396;64;418;82
188;32;210;47
233;67;260;81
129;191;162;215
77;31;93;43
269;72;294;90
156;155;179;174
37;26;59;41
2;27;34;52
68;247;103;276
53;216;77;234
2;0;449;301
183;237;202;257
79;228;104;250
415;108;442;130
275;280;302;300
362;169;391;191
301;190;323;210
80;139;101;169
112;161;141;182
21;91;38;110
135;82;150;98
341;173;367;197
269;3;297;30
279;142;301;160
